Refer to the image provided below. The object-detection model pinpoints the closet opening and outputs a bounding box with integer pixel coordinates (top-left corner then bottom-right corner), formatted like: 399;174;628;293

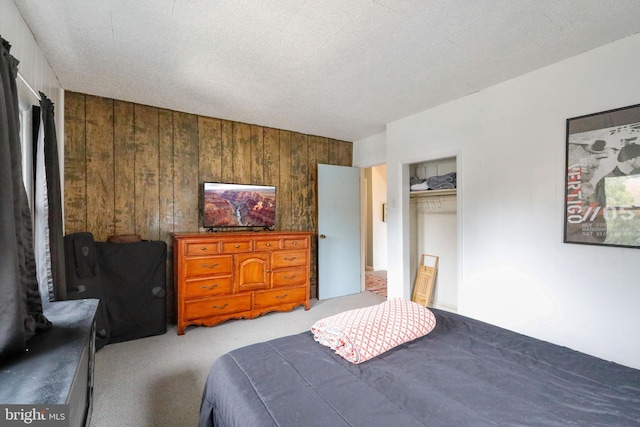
409;156;458;312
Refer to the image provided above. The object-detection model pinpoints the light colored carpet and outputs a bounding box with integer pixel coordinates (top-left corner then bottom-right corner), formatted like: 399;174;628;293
90;291;385;427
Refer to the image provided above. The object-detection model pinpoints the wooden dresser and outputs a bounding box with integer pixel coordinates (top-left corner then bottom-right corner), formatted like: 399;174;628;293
173;231;312;335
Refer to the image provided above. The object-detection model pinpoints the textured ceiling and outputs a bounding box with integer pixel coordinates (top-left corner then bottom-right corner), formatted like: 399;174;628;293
13;0;640;141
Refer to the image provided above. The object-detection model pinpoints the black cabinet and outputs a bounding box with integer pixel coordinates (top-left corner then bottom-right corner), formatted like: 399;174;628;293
0;299;98;427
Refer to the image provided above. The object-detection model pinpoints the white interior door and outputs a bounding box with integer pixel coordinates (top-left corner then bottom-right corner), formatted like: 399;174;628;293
318;164;361;299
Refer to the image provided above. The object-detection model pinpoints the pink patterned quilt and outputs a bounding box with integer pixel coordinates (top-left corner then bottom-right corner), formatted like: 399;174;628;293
311;298;436;364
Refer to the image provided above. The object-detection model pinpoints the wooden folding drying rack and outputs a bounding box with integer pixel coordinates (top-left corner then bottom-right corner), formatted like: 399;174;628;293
412;254;439;307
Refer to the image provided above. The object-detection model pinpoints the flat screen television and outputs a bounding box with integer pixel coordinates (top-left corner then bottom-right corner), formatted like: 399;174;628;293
203;182;276;229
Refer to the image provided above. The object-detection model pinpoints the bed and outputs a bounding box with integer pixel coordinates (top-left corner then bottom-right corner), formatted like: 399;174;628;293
198;303;640;427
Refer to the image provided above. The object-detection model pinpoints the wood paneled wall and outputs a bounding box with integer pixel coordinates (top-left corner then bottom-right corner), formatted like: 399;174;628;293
64;91;352;318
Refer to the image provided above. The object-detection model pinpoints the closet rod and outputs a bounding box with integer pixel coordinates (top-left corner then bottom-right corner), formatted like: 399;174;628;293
17;72;41;101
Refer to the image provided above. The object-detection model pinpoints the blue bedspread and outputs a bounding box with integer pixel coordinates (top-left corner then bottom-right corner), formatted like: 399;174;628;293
199;309;640;427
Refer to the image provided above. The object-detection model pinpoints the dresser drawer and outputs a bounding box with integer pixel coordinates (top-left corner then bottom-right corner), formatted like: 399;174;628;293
186;241;220;256
272;267;307;287
272;250;307;268
282;237;308;250
184;294;252;321
184;256;232;277
254;239;281;251
254;287;306;309
185;276;232;299
221;240;253;253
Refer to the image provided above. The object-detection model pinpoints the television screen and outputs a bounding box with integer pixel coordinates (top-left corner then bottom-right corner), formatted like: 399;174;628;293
203;182;276;228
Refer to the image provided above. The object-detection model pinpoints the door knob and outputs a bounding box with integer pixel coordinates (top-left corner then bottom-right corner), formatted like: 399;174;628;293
319;234;326;239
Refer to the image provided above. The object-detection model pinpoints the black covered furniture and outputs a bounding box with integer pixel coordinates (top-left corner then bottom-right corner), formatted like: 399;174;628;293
95;240;167;343
199;308;640;427
64;233;167;347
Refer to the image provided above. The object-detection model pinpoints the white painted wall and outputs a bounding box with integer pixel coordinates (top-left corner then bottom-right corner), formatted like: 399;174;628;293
353;131;386;167
354;34;640;369
1;0;64;205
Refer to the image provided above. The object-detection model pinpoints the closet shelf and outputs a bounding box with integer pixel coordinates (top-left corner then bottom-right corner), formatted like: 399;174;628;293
410;188;456;198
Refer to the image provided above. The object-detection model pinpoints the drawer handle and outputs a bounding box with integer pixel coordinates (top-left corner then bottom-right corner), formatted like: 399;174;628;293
283;257;297;261
283;275;296;279
201;263;219;269
292;241;297;245
211;303;228;310
235;244;239;248
201;284;219;290
200;246;207;251
266;242;271;247
275;294;288;299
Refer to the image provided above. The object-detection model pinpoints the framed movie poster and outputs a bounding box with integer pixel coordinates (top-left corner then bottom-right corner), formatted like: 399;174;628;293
564;103;640;248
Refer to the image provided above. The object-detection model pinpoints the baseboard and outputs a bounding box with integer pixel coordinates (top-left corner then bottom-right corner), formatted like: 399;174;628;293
431;302;457;313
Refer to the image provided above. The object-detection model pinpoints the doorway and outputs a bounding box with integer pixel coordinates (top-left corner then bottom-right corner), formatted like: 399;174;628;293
363;164;387;296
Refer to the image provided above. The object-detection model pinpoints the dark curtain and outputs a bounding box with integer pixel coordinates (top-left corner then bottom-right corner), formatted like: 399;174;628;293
39;93;66;301
0;36;51;359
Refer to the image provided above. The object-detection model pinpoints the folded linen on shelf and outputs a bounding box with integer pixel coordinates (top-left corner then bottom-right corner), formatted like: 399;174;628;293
426;172;456;189
410;181;429;191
